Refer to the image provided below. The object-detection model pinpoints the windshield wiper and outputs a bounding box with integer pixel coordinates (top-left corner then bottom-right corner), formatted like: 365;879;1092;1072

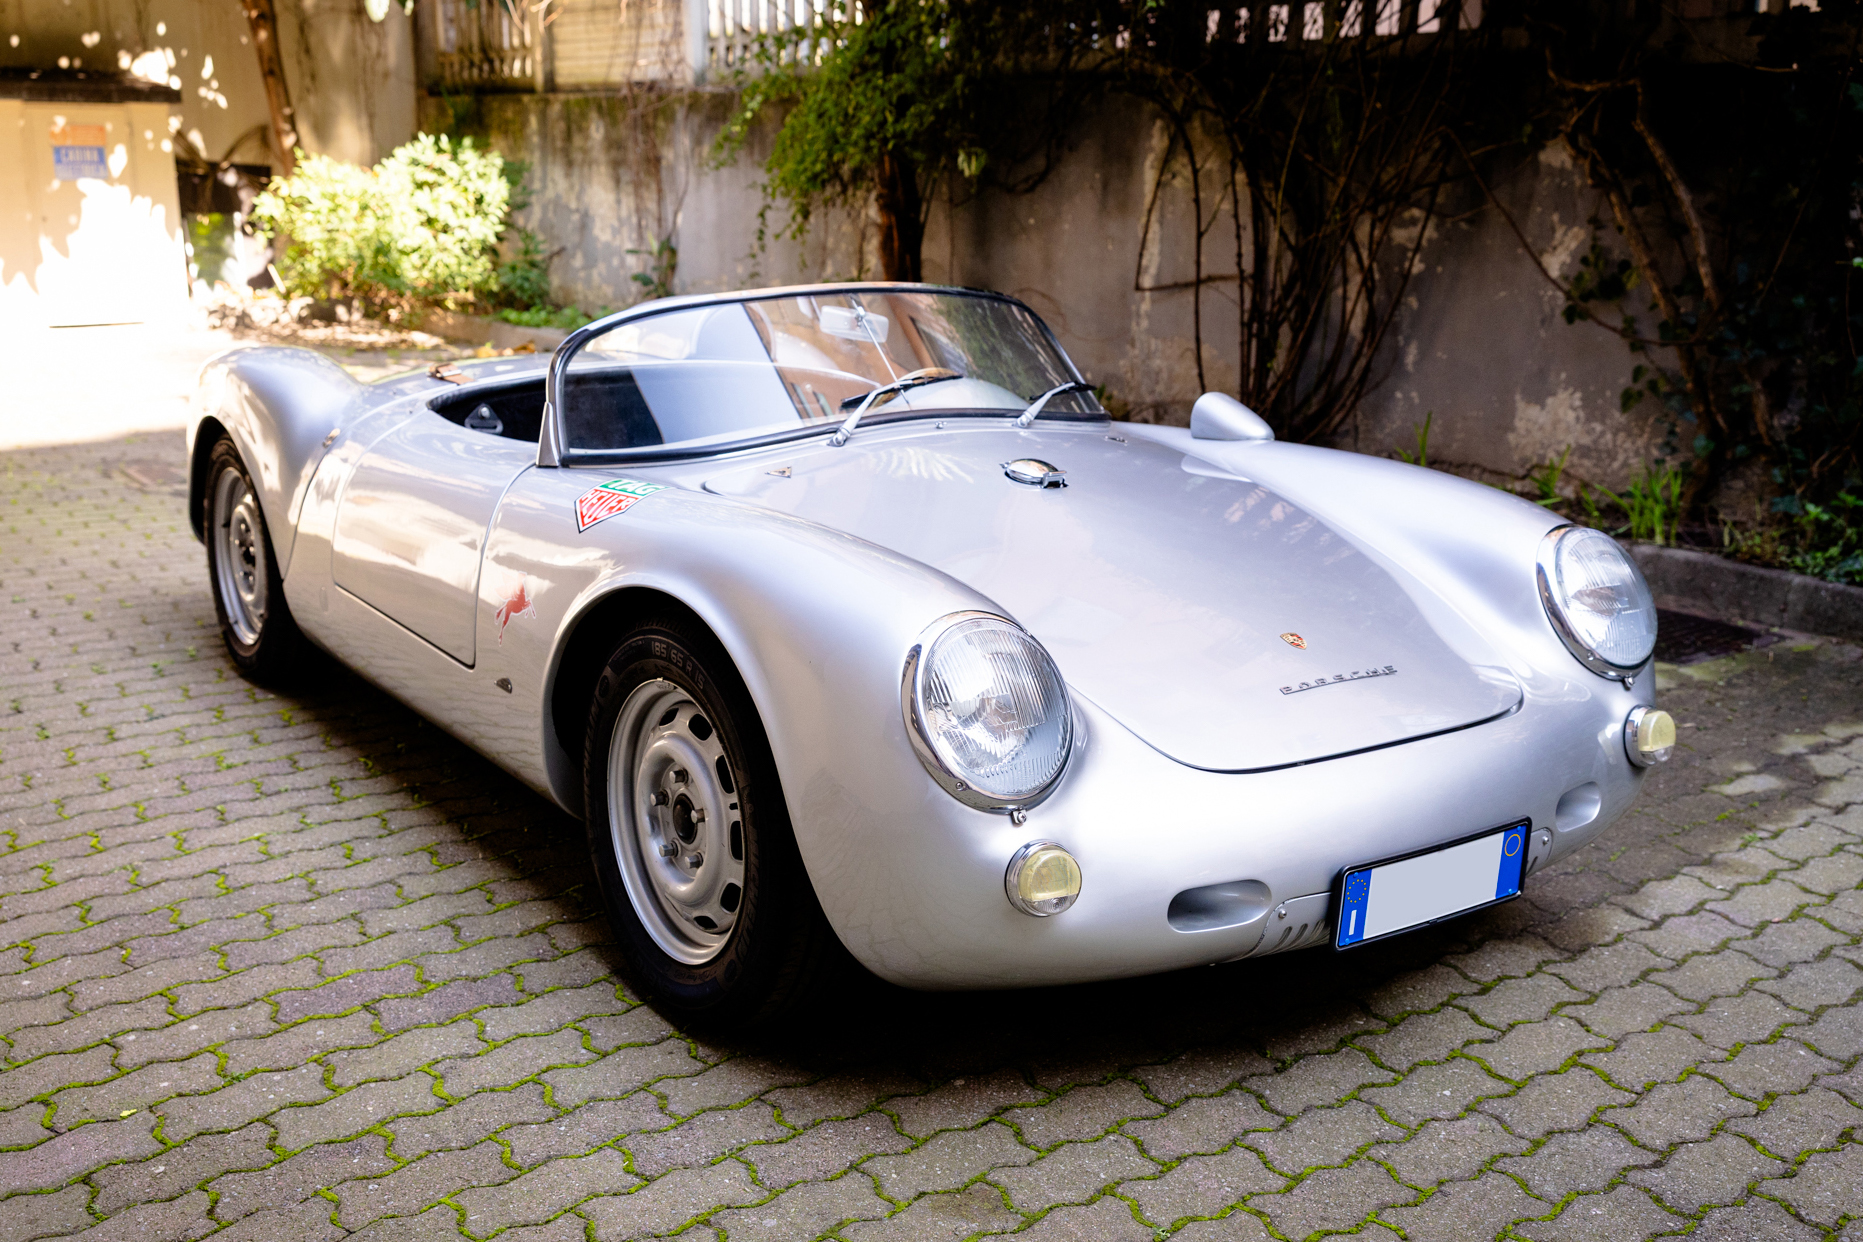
829;368;966;447
1014;380;1095;428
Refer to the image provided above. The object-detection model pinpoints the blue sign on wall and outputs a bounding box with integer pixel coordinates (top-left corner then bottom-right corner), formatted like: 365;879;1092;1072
52;145;109;181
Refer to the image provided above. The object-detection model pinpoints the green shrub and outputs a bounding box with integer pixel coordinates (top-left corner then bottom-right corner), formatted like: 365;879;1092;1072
495;228;553;311
1782;491;1863;586
252;134;510;312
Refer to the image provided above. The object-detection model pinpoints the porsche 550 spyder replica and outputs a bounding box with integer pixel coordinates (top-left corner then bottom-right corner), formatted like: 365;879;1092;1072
187;283;1674;1021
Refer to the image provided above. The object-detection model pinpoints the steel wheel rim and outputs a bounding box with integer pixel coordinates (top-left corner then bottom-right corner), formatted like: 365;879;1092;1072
606;678;745;965
212;467;268;647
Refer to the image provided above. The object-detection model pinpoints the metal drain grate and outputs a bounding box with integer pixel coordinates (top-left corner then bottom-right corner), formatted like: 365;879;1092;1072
1655;608;1777;666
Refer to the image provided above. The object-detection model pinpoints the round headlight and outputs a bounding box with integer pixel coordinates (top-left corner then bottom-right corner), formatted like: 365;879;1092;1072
1536;526;1658;676
903;613;1073;809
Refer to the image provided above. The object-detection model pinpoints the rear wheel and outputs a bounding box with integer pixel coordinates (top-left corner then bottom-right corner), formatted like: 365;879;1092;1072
583;618;842;1025
204;438;308;682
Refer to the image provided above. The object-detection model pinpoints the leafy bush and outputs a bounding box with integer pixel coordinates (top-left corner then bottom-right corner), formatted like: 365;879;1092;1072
1781;492;1863;586
495;228;553;311
252;134;510;312
494;305;599;331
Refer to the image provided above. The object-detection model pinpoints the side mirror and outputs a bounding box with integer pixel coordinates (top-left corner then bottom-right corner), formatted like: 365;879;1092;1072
1190;392;1274;442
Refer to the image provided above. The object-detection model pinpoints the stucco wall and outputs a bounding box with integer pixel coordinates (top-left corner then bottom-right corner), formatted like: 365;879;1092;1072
3;0;416;169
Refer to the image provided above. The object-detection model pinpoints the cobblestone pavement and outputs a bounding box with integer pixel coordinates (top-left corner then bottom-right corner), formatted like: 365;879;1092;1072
4;432;1863;1242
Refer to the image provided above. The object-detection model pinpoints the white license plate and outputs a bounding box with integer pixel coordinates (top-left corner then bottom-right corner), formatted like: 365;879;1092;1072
1334;821;1529;949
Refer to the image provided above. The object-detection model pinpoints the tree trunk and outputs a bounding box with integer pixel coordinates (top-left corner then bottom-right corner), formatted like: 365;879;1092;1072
240;0;300;176
876;149;923;282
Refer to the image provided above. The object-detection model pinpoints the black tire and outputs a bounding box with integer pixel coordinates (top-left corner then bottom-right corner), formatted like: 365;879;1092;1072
203;437;310;683
583;617;844;1026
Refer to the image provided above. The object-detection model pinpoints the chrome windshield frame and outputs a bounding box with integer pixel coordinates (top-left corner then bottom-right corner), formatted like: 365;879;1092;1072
536;282;1093;468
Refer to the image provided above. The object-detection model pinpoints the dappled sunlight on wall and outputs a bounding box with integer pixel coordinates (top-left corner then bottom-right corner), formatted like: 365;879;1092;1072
0;100;188;328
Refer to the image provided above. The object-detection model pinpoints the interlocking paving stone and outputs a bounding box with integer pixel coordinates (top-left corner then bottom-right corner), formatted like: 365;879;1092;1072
1119;1147;1285;1225
1691;1196;1826;1242
1511;1183;1684;1242
1465;1015;1610;1081
1356;1056;1510;1128
1601;1072;1758;1149
1246;1157;1413;1239
89;1122;276;1216
1120;1090;1276;1159
1760;1140;1863;1227
864;1120;1036;1198
1727;1086;1862;1157
273;1070;441;1151
1367;1113;1530;1187
6;433;1863;1241
1130;1049;1273;1105
1240;1100;1397;1174
62;1189;215;1240
1002;1080;1162;1149
990;1134;1157;1210
625;1101;787;1176
1375;1171;1546;1242
0;1184;94;1242
1676;989;1808;1050
1496;1125;1660;1199
207;1133;393;1221
1244;1048;1397;1114
502;1092;664;1168
388;1082;556;1159
1626;1131;1786;1212
0;1111;161;1192
836;1182;1019;1242
1710;1037;1844;1099
1581;1025;1724;1090
742;1113;914;1187
708;1173;890;1242
49;1051;220;1129
579;1159;760;1238
1355;1006;1489;1072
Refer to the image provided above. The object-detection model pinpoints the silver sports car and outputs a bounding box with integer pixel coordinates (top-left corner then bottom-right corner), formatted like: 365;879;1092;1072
188;283;1675;1022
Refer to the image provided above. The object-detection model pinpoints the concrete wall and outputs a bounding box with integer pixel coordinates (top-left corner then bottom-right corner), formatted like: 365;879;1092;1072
441;86;1666;489
4;0;417;169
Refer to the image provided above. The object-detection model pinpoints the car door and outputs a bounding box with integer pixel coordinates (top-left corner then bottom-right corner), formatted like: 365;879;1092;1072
331;410;533;666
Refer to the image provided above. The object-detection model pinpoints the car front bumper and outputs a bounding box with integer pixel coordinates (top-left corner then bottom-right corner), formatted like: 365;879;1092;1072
804;665;1652;990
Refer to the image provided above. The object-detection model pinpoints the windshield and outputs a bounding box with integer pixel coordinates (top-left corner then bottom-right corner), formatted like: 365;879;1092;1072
558;289;1101;455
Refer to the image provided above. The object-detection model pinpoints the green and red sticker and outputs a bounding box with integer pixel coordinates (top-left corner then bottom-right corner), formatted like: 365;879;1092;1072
575;478;666;532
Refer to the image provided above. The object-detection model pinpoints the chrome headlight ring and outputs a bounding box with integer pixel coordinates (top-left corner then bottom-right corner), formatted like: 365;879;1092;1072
1536;525;1659;681
901;611;1075;812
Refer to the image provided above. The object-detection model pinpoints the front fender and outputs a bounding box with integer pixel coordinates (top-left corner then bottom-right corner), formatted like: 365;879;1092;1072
189;346;363;575
473;473;1021;969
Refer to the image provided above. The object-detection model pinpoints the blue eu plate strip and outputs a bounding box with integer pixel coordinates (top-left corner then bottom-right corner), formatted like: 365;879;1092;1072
1496;825;1527;900
1337;868;1372;948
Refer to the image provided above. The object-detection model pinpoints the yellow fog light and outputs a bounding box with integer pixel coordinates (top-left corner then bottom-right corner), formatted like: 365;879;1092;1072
1005;841;1082;917
1625;706;1677;767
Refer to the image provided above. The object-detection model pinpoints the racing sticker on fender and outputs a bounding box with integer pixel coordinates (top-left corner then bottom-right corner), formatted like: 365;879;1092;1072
575;478;667;532
494;577;537;645
1280;665;1397;696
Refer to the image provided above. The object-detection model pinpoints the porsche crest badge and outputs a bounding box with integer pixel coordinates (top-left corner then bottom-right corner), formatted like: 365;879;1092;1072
1280;632;1307;649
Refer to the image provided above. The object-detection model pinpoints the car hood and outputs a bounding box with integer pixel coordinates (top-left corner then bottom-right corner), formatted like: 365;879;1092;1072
704;424;1521;770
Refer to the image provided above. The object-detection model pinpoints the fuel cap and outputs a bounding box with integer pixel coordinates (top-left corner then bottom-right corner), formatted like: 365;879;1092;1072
1003;459;1066;488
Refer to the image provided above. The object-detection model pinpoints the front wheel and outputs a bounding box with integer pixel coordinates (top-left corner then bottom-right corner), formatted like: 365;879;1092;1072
203;438;308;682
583;618;843;1026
